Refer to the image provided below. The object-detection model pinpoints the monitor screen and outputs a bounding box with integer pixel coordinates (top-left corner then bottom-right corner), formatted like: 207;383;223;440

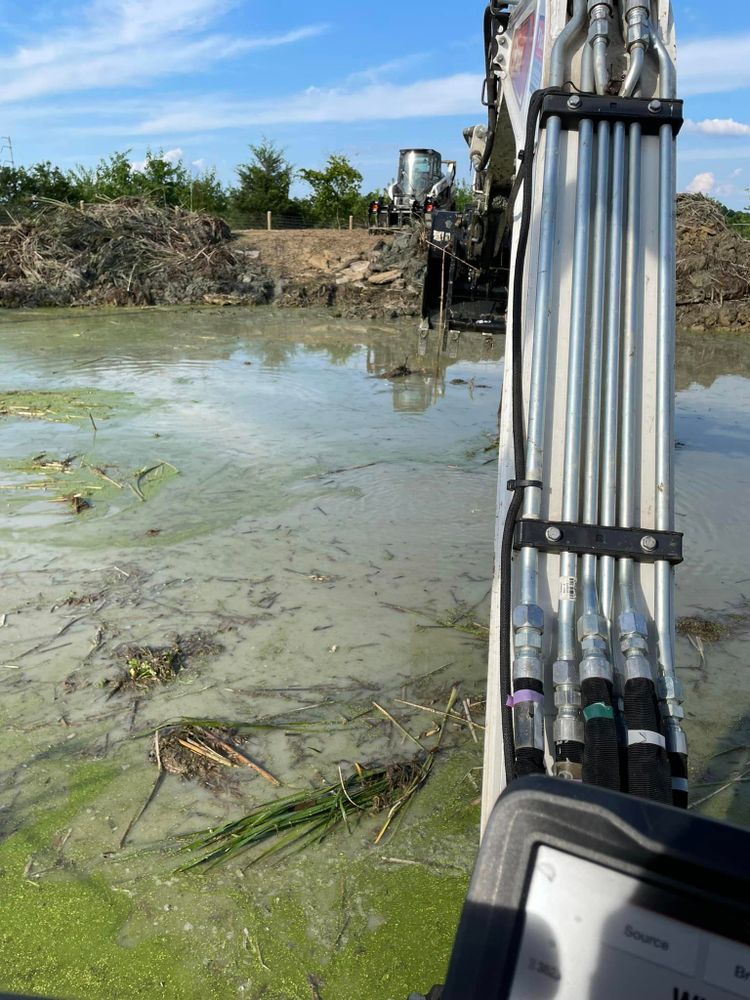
508;846;750;999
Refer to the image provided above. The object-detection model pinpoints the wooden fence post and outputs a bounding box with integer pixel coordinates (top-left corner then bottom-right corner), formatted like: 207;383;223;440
349;215;353;231
267;211;272;231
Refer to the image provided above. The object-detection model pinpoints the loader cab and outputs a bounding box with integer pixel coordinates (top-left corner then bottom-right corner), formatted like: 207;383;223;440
396;148;444;201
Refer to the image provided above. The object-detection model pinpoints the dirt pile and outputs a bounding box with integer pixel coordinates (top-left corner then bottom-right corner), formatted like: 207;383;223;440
676;194;750;330
238;225;426;319
0;200;273;308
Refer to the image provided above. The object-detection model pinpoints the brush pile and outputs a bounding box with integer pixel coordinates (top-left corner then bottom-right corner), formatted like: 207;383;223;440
676;194;750;330
0;199;273;308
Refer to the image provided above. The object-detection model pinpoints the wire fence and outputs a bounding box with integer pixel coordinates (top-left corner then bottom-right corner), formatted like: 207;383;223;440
231;210;371;231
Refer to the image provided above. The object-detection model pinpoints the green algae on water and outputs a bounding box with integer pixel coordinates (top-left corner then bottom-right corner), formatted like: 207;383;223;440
0;388;132;424
0;763;231;1000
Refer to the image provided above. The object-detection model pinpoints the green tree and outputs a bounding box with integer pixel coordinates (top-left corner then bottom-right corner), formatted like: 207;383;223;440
0;162;76;209
453;178;475;212
298;154;364;225
231;139;294;218
188;167;228;215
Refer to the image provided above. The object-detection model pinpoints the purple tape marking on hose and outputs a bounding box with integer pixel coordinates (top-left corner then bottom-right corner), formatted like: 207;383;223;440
506;689;545;708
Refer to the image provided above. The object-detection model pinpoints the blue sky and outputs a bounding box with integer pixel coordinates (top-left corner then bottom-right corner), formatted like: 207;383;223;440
0;0;749;208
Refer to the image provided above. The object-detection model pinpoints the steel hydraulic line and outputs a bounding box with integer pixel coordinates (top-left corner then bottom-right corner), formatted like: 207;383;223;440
651;24;689;808
577;112;621;792
510;0;588;778
617;115;671;803
598;120;628;767
552;44;596;780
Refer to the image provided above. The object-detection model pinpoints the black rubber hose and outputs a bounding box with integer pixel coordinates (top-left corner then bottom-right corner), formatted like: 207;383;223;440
581;677;621;790
669;750;689;809
623;677;672;802
476;5;499;172
497;88;566;782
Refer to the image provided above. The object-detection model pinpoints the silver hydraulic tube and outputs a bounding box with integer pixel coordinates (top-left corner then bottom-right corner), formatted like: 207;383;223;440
616;122;652;680
599;121;626;626
651;25;687;765
552;43;597;769
577;118;614;690
599;120;627;730
512;0;588;760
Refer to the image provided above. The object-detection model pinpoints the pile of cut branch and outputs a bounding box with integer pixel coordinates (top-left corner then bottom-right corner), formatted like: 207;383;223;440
0;199;273;308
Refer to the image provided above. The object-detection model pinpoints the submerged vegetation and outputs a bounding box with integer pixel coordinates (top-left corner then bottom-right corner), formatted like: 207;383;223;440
0;446;178;517
182;689;459;870
105;631;224;696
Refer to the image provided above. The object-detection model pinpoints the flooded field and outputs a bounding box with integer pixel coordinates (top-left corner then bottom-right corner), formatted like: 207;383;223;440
0;308;747;999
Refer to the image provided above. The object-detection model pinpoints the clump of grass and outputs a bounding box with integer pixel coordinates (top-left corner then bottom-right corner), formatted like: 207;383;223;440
180;758;425;871
180;688;458;871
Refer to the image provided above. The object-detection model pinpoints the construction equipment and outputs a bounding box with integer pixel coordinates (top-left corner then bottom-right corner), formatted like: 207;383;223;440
420;1;687;822
411;11;750;996
369;149;456;231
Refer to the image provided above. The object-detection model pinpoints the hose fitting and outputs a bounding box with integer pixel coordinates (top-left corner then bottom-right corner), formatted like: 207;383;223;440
587;1;612;94
620;1;651;97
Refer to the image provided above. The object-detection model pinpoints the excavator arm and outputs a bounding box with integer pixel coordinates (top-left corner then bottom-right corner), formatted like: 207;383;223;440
449;0;688;825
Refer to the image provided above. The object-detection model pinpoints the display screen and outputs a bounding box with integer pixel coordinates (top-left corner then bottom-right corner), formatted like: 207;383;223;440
508;846;750;999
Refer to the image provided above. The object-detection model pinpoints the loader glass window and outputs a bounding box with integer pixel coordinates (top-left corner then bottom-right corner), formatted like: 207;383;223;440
400;152;441;197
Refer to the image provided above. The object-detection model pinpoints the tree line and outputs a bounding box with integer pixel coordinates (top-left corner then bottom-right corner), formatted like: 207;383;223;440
0;140;379;227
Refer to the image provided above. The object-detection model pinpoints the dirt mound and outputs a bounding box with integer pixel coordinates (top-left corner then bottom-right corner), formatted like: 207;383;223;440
676;194;750;330
0;200;273;308
238;225;426;319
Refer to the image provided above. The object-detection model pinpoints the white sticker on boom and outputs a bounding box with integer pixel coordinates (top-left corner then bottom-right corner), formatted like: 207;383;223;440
559;576;576;601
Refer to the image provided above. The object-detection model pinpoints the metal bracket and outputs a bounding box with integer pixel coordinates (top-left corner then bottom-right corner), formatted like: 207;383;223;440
514;519;683;564
539;94;684;137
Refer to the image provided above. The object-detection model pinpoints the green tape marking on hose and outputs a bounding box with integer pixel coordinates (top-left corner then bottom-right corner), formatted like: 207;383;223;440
583;702;614;721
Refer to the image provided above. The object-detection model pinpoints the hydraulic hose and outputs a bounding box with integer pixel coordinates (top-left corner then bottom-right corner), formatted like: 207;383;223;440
498;86;566;782
508;0;588;781
476;4;501;172
579;118;620;792
618;123;671;804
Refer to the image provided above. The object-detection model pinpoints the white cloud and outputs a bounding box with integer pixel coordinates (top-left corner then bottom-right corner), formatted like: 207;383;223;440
0;1;325;105
680;33;750;96
685;171;716;195
129;73;485;135
130;146;184;171
684;118;750;136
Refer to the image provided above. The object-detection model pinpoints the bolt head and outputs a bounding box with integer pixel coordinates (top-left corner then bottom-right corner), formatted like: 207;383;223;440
648;99;663;113
641;534;658;552
567;95;582;110
546;525;563;543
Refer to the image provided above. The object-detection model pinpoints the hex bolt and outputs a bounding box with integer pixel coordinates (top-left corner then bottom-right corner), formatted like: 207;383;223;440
568;95;582;110
546;526;563;542
648;99;662;113
641;534;658;552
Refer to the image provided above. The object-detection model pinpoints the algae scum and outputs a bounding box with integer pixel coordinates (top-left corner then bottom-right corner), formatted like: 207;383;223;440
0;309;748;999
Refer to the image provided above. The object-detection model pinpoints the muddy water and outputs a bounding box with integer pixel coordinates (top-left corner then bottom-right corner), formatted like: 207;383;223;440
0;309;747;999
